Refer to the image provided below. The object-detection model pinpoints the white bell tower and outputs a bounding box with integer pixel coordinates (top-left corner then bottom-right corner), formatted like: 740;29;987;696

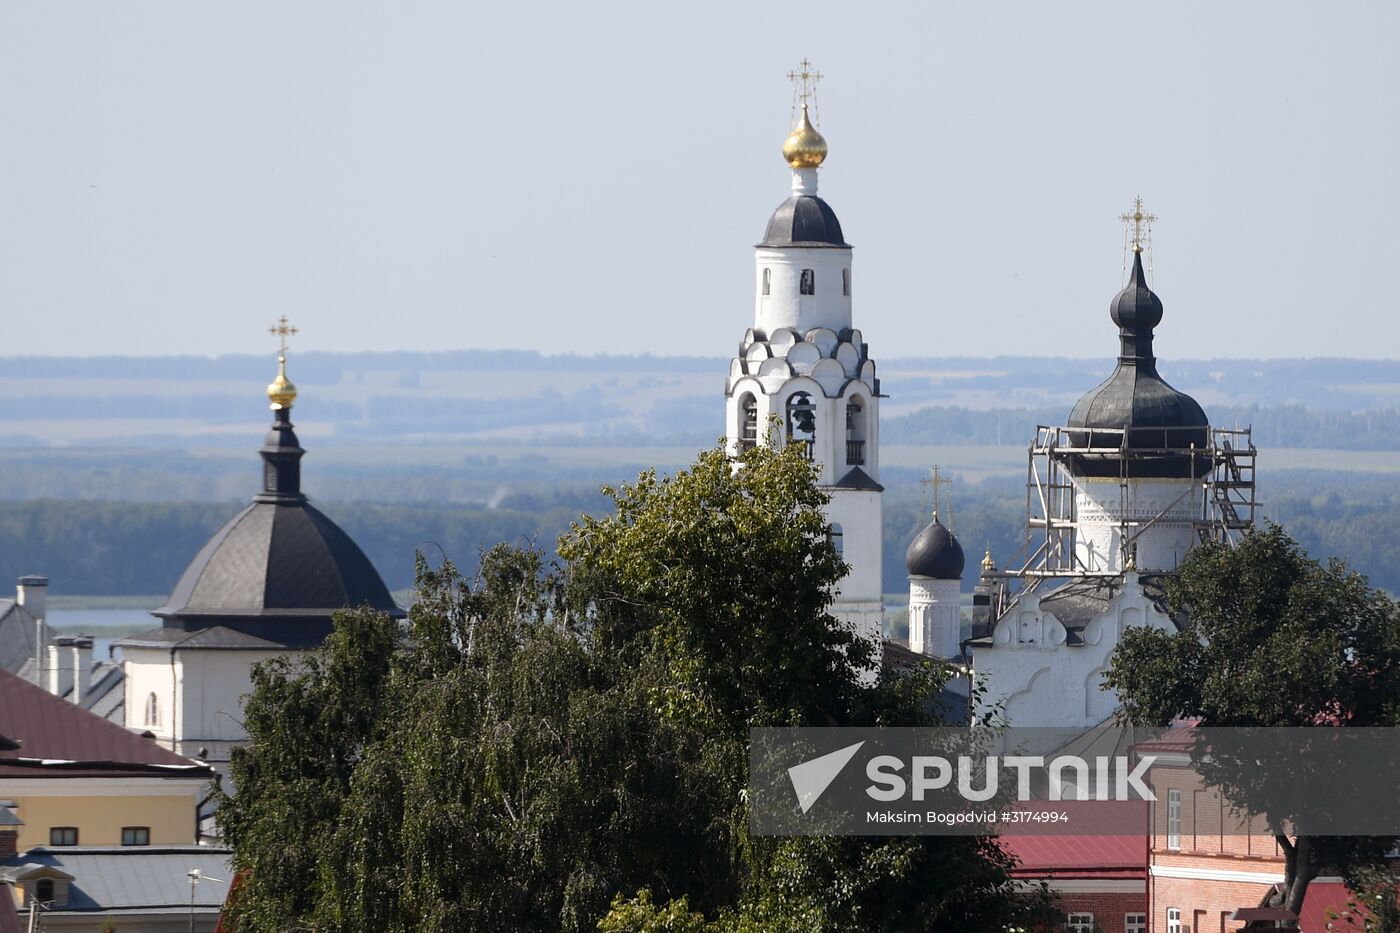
724;62;884;649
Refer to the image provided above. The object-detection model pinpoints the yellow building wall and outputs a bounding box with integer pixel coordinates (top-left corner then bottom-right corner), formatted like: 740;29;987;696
5;788;198;850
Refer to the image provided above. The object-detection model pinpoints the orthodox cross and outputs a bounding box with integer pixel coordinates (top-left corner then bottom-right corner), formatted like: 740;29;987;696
920;465;954;527
787;58;823;124
268;315;299;354
1119;196;1156;254
1119;195;1157;283
787;59;822;106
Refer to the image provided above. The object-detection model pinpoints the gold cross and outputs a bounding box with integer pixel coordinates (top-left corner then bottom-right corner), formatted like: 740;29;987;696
1119;196;1157;254
268;315;299;354
787;58;823;107
920;465;954;522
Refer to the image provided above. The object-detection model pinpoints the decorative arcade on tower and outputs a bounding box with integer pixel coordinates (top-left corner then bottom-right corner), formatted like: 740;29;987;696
724;62;884;648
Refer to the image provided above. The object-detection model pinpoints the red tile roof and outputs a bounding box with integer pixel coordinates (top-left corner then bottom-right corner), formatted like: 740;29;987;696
1000;833;1148;879
0;669;212;779
1298;881;1367;931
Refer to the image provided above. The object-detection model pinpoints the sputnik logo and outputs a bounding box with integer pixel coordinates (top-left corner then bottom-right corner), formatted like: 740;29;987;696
788;741;865;814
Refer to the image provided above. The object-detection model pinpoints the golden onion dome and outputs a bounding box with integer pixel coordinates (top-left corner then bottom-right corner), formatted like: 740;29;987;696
782;103;828;168
267;355;297;410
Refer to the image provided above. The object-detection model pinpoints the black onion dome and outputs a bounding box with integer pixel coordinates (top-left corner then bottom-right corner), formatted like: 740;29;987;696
760;196;849;248
1066;251;1210;478
153;402;402;647
905;513;965;580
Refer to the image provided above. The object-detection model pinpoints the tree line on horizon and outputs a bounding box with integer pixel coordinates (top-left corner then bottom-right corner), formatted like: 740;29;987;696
4;470;1399;600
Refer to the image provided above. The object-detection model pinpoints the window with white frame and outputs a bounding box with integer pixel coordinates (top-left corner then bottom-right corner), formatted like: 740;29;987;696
762;268;771;296
1167;788;1182;849
1066;913;1094;933
799;268;815;295
144;691;159;727
1166;907;1182;932
1125;913;1146;933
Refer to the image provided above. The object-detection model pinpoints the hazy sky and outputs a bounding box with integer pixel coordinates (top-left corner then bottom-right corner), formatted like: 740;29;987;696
1;2;1396;361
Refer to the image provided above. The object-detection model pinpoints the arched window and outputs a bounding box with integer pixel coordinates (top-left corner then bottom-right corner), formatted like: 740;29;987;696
785;392;816;460
35;879;54;904
828;524;844;558
738;393;758;452
845;397;866;465
145;692;159;728
799;269;815;295
761;268;771;296
842;268;850;296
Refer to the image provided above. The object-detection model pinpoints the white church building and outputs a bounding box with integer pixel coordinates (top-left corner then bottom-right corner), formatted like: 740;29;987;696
964;231;1256;729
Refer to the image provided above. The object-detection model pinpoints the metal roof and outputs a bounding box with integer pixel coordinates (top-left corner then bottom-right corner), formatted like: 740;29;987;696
759;195;850;248
116;625;290;652
905;514;965;581
0;847;232;913
1065;251;1210;477
0;669;212;779
0;602;51;676
831;466;884;492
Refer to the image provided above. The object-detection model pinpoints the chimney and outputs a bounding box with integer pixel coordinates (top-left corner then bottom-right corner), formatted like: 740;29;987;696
70;636;93;704
16;575;47;622
47;638;76;699
0;801;21;858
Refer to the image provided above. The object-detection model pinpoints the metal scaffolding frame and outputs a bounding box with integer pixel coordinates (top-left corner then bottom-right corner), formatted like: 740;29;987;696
995;423;1257;583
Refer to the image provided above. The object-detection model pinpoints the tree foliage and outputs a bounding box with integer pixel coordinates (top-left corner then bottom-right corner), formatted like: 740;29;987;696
1105;523;1400;921
216;442;1047;931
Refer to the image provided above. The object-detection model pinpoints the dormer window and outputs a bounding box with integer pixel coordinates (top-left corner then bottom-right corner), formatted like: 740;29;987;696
799;269;815;295
762;268;771;296
35;879;54;903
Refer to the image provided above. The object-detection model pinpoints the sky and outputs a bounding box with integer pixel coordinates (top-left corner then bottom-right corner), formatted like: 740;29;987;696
1;2;1396;361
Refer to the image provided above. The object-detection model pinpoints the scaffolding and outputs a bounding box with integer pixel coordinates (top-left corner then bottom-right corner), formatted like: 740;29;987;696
995;424;1256;582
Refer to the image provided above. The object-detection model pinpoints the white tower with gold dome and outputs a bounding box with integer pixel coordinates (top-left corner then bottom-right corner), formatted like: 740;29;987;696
724;63;884;651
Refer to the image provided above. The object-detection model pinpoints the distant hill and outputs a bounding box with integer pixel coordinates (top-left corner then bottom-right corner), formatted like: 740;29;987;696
3;351;1400;450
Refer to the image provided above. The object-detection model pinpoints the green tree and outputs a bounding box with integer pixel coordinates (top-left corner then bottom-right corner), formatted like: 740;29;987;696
1104;524;1400;922
217;442;1048;931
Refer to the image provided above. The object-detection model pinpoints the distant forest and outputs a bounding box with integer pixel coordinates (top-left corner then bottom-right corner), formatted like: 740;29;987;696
2;470;1395;599
4;351;1400;599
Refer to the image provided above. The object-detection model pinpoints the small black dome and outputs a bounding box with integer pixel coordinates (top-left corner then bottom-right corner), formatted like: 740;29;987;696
1109;260;1164;331
760;196;849;248
906;514;965;580
1066;251;1210;478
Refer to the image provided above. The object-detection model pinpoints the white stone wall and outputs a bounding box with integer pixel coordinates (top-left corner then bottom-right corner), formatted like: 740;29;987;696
754;246;853;335
124;644;296;768
826;488;883;640
908;576;961;659
971;573;1176;729
1072;477;1201;573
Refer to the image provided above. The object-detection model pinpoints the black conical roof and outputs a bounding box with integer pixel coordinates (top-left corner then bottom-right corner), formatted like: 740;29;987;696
906;513;965;580
1066;252;1210;478
760;196;849;248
